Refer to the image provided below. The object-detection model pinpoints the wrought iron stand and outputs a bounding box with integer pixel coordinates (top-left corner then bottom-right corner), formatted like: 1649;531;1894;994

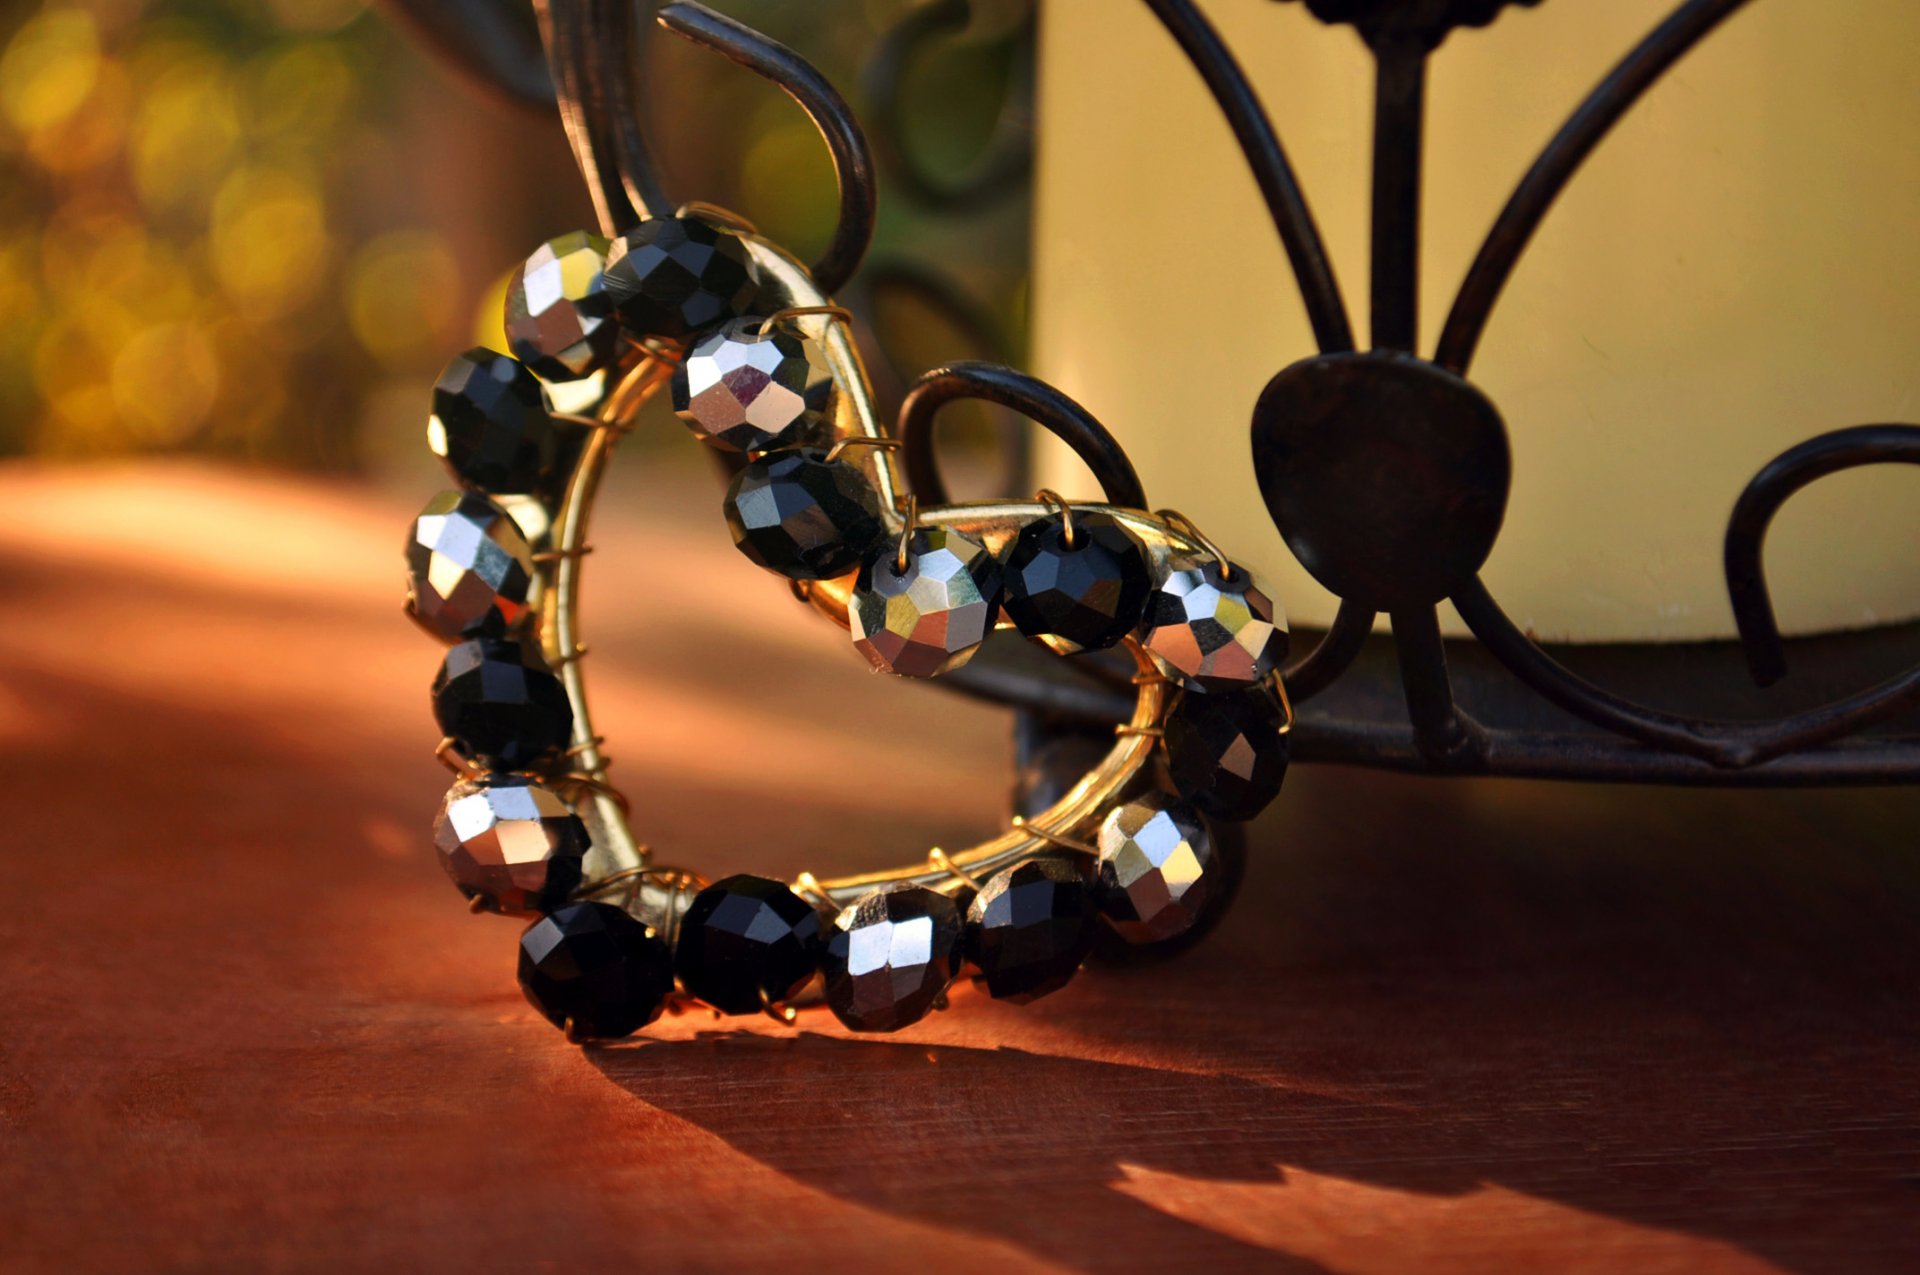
390;0;1920;788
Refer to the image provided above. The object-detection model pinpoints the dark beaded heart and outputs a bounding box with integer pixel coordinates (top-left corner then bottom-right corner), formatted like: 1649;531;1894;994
405;490;536;640
434;776;587;915
1163;689;1291;822
603;215;757;341
674;875;826;1015
431;637;573;770
518;902;674;1039
823;885;963;1032
428;348;557;494
504;230;620;382
1001;511;1153;654
723;448;887;581
965;858;1095;1004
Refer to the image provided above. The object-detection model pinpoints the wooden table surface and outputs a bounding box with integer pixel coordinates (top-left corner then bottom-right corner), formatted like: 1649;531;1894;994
2;461;1916;1274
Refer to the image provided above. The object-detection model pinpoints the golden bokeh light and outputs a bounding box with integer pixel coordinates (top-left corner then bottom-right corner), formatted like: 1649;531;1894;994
249;41;355;144
111;320;221;445
0;1;488;464
348;229;463;367
211;166;330;322
0;8;100;134
127;46;243;211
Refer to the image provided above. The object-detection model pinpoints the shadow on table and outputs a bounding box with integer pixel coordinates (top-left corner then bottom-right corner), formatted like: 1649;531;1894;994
591;770;1920;1274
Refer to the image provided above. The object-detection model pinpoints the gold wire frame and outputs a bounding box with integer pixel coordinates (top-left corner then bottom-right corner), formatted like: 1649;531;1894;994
537;235;1229;923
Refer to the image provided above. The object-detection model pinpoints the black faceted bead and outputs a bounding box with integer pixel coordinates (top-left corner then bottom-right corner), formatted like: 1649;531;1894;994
674;875;826;1015
518;902;674;1039
823;885;963;1032
723;448;887;581
428;348;557;494
1164;689;1291;822
431;637;573;770
603;215;757;341
1001;512;1153;654
965;859;1096;1004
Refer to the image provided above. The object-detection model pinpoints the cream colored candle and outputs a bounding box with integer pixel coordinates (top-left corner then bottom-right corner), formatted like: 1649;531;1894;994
1032;0;1920;640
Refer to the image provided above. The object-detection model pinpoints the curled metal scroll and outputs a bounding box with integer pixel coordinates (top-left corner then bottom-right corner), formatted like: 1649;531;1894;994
1166;0;1917;776
899;361;1146;509
1725;425;1920;687
655;2;877;294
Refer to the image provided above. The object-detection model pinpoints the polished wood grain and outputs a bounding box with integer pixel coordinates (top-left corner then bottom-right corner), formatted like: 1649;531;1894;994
1;462;1915;1274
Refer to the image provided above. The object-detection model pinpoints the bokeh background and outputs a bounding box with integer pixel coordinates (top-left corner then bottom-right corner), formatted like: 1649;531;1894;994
0;0;1031;474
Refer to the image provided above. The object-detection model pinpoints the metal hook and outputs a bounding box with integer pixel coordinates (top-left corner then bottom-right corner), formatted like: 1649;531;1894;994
676;200;757;235
895;494;920;573
794;871;839;911
1009;814;1097;857
1157;508;1235;580
758;305;854;338
822;435;903;464
655;1;877;295
1034;488;1077;548
434;737;485;779
926;846;981;891
1724;423;1920;687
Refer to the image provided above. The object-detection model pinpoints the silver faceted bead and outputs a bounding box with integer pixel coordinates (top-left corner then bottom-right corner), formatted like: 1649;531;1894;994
672;316;830;453
433;776;588;915
822;884;963;1032
850;527;1003;678
1094;792;1217;943
406;490;537;640
1142;557;1287;693
505;231;620;382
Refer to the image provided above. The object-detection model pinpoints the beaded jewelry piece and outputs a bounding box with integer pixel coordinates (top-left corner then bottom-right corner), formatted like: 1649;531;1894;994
401;6;1294;1041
